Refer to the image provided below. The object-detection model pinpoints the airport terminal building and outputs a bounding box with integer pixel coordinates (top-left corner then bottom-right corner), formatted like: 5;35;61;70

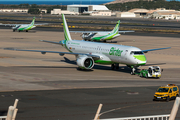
67;5;109;13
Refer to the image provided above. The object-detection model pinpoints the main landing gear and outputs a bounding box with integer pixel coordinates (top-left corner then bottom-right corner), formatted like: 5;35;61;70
111;63;119;70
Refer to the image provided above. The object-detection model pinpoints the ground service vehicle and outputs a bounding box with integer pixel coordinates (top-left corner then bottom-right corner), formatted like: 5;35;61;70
138;66;162;78
153;84;179;102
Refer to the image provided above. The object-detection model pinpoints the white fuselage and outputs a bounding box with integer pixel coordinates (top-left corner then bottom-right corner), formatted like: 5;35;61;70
65;40;146;66
12;24;36;30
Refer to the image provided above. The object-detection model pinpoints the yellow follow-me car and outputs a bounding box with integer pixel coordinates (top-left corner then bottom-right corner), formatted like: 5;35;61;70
153;84;179;102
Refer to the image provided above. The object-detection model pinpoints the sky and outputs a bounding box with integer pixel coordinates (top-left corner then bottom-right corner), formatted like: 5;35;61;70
0;0;176;1
0;0;113;2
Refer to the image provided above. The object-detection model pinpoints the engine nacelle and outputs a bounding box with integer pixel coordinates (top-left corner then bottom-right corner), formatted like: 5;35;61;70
77;56;94;69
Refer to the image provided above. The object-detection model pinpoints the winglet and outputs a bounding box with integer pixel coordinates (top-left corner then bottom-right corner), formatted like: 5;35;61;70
62;14;72;41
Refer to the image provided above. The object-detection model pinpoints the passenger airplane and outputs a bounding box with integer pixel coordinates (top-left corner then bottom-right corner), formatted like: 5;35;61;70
4;14;170;74
70;20;134;42
0;17;47;32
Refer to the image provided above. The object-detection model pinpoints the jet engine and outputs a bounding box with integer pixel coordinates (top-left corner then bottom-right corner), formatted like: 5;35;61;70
77;56;94;69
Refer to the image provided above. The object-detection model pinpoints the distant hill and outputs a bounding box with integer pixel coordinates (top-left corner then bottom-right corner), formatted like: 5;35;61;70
105;0;179;12
104;0;153;5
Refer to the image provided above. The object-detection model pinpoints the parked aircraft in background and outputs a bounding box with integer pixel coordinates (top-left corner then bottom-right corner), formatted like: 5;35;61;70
4;14;171;74
70;20;134;42
0;17;47;32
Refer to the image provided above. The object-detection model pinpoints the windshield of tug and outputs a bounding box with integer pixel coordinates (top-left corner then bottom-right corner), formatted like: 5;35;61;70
153;67;160;72
157;88;169;92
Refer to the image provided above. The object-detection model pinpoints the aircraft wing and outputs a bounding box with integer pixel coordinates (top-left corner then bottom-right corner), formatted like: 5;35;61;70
4;48;100;59
0;23;48;26
70;31;103;34
0;24;28;26
70;30;134;34
118;30;135;33
34;23;48;26
142;47;171;53
39;40;63;45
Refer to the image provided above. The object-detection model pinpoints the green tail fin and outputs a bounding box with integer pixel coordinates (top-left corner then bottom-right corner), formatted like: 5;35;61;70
111;20;120;34
62;14;72;41
30;17;35;26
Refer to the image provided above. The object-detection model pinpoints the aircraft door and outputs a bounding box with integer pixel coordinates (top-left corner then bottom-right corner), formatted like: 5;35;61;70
124;50;128;60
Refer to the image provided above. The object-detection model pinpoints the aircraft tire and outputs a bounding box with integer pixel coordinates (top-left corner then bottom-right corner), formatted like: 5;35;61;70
130;72;135;75
111;64;115;70
13;30;15;32
115;63;119;70
140;73;143;77
26;30;28;32
145;74;148;78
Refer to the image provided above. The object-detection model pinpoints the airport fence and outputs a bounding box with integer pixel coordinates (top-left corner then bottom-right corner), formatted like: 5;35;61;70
94;97;180;120
0;99;18;120
0;116;6;120
98;114;170;120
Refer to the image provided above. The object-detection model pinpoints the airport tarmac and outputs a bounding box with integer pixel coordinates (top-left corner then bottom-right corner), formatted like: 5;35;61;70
0;29;180;120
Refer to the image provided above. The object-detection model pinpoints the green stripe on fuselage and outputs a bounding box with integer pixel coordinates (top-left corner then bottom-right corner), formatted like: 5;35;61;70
92;33;117;41
94;60;116;64
103;33;117;40
18;24;34;31
134;55;146;61
92;36;104;41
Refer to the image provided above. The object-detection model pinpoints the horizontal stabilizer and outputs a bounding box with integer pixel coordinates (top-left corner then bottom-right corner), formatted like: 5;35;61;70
34;23;48;26
118;30;135;33
70;30;134;34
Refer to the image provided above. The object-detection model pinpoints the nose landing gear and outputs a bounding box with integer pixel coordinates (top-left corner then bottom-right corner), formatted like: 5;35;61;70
131;67;136;75
127;65;136;75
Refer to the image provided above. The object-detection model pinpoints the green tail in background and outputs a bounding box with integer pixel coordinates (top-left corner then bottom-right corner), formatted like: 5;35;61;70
30;17;35;26
62;14;72;41
111;20;120;34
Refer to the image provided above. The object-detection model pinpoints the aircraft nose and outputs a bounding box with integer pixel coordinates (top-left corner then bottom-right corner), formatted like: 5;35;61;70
133;55;146;65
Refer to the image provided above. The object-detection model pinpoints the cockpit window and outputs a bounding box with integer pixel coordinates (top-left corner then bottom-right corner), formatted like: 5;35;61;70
130;51;143;55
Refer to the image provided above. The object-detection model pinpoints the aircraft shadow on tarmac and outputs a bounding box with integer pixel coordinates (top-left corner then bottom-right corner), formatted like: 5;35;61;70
18;30;36;33
61;57;134;73
31;57;131;73
19;57;166;74
144;63;166;66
